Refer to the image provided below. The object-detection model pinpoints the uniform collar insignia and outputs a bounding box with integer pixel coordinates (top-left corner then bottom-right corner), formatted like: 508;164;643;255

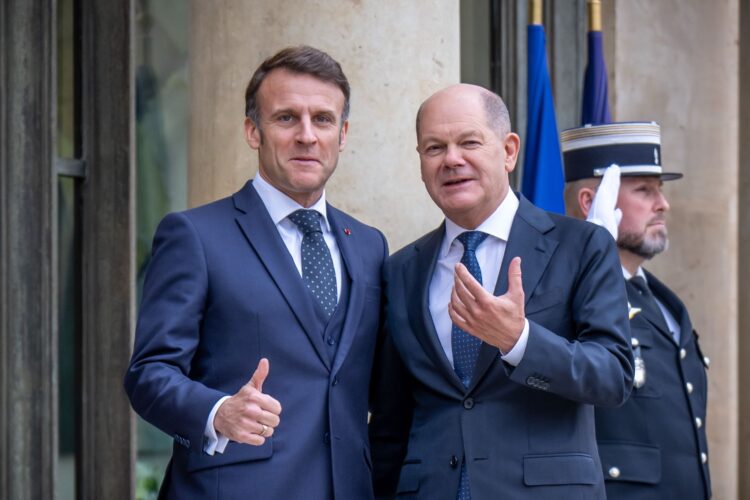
628;302;642;320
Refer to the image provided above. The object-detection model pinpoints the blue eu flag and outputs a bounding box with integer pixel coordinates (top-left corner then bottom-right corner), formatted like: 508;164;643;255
581;30;611;125
522;24;564;214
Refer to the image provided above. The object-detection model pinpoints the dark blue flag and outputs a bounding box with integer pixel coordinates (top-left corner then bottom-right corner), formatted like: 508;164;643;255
522;24;564;214
581;31;611;125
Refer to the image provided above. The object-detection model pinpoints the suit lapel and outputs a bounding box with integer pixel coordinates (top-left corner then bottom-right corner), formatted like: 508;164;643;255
469;196;558;391
625;280;671;342
327;206;364;376
408;225;466;392
232;182;331;371
644;270;691;346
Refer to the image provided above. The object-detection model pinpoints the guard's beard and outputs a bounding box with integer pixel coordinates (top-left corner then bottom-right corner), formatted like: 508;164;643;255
617;227;668;260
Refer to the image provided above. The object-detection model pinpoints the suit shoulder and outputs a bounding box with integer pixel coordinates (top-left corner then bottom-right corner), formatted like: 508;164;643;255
327;205;389;257
546;211;600;235
545;212;614;250
155;193;234;228
328;205;381;235
386;228;441;267
181;195;235;222
150;195;238;250
515;198;603;243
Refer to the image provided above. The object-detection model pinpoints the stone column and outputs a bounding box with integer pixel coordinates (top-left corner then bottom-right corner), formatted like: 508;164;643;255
188;0;460;250
607;1;740;497
739;1;750;497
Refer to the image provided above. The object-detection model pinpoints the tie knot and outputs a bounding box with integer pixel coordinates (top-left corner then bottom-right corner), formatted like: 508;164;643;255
457;231;488;253
288;209;323;235
629;275;651;296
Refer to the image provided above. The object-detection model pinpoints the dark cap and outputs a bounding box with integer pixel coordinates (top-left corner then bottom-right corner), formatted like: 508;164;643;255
561;122;683;182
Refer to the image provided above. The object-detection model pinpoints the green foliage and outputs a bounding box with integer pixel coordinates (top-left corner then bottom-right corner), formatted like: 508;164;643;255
135;460;161;500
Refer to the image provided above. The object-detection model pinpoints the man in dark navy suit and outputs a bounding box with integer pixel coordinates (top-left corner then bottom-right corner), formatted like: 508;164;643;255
125;46;388;499
563;122;711;499
369;84;633;499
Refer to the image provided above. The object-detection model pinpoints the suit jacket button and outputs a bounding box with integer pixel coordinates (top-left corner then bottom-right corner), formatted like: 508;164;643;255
686;382;693;394
608;466;621;479
701;452;708;464
324;432;330;444
332;377;338;386
463;398;474;410
327;337;336;346
449;455;458;468
695;417;703;429
680;348;687;359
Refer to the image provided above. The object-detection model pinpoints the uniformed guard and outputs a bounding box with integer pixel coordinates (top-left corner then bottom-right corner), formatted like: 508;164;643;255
562;122;711;499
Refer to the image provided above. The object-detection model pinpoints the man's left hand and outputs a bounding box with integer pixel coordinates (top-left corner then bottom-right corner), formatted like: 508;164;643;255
449;257;525;353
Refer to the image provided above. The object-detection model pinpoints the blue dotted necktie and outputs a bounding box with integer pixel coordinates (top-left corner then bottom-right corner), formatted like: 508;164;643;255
452;231;488;387
288;209;338;318
452;231;488;500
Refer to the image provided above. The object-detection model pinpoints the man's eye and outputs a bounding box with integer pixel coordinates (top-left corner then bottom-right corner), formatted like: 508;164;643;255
425;145;444;154
463;140;480;148
278;114;293;122
314;114;334;123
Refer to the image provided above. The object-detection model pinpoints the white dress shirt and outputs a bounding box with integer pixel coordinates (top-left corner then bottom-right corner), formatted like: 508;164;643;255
429;190;530;368
204;172;343;455
623;266;680;343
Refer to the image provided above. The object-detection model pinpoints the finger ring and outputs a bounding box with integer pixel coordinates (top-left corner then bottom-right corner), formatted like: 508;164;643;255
259;424;268;437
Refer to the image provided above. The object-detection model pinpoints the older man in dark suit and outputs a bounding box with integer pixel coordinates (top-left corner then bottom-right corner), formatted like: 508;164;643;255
125;46;387;499
369;84;633;499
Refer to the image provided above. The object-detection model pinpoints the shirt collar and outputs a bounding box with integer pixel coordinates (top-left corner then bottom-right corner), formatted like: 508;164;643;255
441;190;519;256
252;172;330;230
622;265;647;281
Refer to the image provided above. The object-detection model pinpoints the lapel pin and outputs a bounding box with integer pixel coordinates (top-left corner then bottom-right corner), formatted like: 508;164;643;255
343;228;351;236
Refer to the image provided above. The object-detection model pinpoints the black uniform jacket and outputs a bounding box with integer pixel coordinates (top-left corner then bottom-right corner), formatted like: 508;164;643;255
595;269;711;499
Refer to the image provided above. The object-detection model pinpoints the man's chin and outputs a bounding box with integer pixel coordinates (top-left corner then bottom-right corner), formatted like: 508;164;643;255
617;234;668;260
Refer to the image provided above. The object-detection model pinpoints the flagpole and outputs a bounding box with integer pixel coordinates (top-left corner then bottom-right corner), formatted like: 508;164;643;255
529;0;542;25
587;0;602;32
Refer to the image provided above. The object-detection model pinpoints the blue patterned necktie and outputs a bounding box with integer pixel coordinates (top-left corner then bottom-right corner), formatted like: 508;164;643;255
288;209;338;318
451;230;488;500
452;231;489;386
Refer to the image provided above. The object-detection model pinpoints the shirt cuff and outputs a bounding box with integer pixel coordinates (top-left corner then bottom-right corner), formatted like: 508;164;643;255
499;318;529;366
203;396;231;455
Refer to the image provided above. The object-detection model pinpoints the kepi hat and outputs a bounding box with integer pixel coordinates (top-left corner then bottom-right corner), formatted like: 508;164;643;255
561;122;683;182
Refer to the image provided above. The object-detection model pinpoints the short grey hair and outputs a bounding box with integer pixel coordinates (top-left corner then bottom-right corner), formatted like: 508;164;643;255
415;86;511;138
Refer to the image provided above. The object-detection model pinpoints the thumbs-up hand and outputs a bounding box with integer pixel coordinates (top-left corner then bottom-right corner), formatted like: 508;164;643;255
448;257;525;353
214;358;282;446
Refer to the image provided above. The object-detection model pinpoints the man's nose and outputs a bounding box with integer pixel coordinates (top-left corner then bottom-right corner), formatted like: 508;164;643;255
656;189;670;212
444;144;465;167
295;117;317;145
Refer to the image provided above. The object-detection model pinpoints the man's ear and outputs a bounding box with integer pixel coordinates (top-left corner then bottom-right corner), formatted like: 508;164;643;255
338;120;349;151
578;187;596;218
503;132;521;173
245;117;261;150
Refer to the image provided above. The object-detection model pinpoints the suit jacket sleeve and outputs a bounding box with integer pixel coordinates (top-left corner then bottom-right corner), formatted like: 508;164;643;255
124;211;227;454
508;225;634;407
369;261;414;499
